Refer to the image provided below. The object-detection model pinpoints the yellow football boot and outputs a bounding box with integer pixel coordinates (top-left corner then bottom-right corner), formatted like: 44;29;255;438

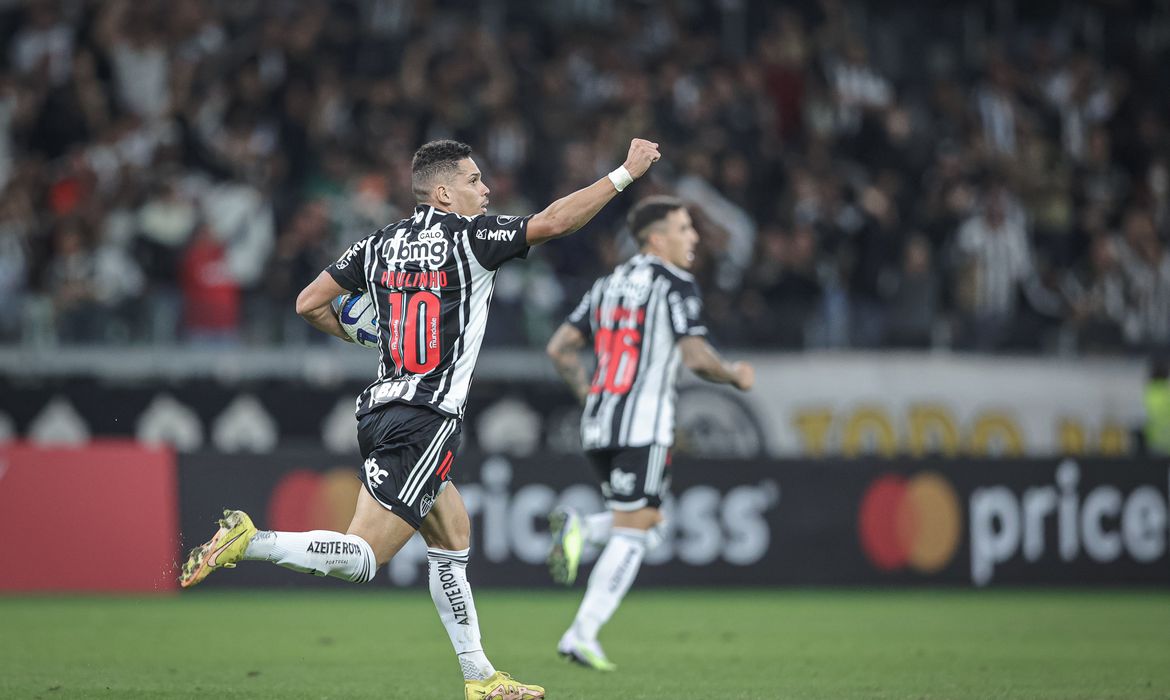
179;509;257;588
464;671;545;699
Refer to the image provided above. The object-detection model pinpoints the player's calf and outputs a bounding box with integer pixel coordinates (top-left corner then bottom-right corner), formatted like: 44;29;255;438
242;529;378;583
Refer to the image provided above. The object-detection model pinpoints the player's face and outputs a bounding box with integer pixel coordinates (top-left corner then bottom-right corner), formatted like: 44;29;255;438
656;208;699;269
447;158;490;217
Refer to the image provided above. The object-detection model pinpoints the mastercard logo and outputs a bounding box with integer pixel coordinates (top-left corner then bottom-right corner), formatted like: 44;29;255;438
858;472;962;573
268;468;360;532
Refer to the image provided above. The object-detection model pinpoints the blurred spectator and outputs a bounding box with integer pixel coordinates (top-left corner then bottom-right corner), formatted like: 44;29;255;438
91;208;145;343
954;185;1033;351
884;234;940;348
10;1;74;87
1041;53;1117;163
136;177;197;342
45;219;99;342
0;184;32;340
973;55;1020;157
844;183;903;347
759;9;808;145
265;199;333;343
1147;157;1169;236
1117;209;1170;349
676;151;756;293
743;223;823;349
179;226;239;344
830;37;892;140
95;0;171;120
1063;235;1128;353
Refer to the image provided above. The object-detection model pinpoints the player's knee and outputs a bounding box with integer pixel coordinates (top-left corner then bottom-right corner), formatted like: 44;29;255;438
613;506;661;531
336;533;381;583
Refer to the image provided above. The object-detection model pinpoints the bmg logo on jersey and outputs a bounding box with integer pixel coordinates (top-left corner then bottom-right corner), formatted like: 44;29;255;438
612;267;653;305
383;226;449;269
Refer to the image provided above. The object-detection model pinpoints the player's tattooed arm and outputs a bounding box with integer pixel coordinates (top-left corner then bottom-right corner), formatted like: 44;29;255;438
679;336;754;391
296;270;353;342
546;323;591;404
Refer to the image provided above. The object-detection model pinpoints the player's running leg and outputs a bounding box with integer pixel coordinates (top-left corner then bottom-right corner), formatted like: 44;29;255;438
179;488;413;588
558;506;661;671
421;484;544;700
574;510;669;551
548;506;665;586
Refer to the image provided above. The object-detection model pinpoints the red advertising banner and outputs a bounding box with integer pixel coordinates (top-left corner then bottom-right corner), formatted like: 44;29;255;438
0;442;178;592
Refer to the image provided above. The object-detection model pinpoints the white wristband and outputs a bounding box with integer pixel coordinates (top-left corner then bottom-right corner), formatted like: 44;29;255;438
608;165;634;192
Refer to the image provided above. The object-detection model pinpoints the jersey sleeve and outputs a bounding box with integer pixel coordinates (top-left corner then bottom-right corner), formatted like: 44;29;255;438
325;236;372;292
467;215;532;270
566;289;594;341
667;277;707;340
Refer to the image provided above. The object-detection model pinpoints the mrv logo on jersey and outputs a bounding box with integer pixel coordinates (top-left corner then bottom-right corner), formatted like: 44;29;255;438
969;461;1170;586
476;229;516;241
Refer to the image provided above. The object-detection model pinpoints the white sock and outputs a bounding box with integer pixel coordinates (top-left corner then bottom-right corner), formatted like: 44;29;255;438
646;524;665;550
243;530;377;583
584;512;667;549
570;528;647;642
583;512;613;546
428;547;496;681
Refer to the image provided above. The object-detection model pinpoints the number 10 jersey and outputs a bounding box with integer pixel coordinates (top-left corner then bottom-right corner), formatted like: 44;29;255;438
327;205;531;420
567;253;708;450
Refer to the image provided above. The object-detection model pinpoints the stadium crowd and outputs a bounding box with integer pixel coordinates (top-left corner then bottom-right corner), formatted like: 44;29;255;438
0;0;1167;354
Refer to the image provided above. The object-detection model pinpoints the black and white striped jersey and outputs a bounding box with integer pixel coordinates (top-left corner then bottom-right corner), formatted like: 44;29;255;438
567;253;708;450
327;205;530;420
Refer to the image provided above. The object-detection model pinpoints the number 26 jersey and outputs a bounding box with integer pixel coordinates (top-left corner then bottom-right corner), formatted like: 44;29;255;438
567;253;708;450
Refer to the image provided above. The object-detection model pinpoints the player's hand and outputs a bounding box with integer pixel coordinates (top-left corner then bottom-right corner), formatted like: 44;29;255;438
623;138;661;179
731;361;755;391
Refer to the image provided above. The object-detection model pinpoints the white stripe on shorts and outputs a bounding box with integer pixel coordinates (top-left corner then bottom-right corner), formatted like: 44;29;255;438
645;445;666;495
398;418;456;505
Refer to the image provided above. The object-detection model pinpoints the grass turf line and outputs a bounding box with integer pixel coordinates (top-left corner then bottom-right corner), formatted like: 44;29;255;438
0;589;1167;699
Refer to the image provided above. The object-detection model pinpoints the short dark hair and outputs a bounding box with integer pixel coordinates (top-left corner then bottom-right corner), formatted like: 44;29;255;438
628;196;687;246
411;140;473;201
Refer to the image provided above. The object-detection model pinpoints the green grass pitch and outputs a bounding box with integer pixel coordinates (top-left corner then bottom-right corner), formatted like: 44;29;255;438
2;589;1168;699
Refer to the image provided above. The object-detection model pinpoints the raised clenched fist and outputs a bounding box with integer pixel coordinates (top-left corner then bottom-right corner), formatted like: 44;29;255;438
623;138;661;179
